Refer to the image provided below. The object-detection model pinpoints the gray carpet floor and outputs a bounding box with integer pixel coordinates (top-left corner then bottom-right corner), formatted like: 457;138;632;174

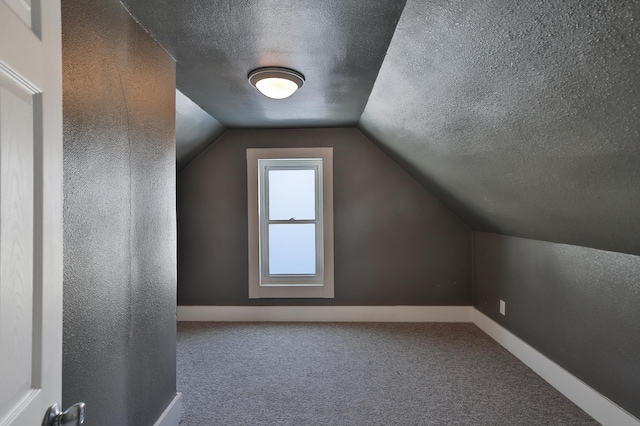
177;322;598;425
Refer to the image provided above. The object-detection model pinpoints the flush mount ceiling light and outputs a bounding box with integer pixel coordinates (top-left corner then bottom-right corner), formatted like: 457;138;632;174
248;67;305;100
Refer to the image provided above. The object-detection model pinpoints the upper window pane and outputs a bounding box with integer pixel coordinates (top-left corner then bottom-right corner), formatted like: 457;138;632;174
268;169;316;220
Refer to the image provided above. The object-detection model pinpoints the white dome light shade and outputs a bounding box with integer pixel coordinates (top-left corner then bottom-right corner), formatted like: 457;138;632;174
255;78;299;99
248;67;305;100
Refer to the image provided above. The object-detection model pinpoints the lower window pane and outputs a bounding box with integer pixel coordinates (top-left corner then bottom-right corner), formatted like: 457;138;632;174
268;224;316;275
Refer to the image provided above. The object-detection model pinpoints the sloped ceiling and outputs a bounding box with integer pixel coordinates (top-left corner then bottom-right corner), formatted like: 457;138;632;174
175;90;224;170
124;0;639;256
360;0;640;256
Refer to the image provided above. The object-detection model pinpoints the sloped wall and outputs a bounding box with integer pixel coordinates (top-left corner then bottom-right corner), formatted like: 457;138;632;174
62;0;177;424
176;90;225;171
473;232;640;419
178;128;470;306
361;0;640;257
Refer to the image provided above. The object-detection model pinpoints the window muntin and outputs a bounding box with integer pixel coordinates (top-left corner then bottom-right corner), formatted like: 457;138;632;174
247;147;334;299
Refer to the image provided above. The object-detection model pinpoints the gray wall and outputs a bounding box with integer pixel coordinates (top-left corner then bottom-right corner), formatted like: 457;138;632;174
361;0;640;257
178;128;470;305
473;232;640;419
62;0;177;424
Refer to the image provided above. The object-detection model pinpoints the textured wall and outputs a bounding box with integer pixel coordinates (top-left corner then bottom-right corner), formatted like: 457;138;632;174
361;0;640;256
178;128;470;306
473;232;640;419
62;0;177;424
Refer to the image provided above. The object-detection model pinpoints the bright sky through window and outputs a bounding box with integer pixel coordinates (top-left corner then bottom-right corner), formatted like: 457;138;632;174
269;223;316;274
267;169;317;274
268;169;316;220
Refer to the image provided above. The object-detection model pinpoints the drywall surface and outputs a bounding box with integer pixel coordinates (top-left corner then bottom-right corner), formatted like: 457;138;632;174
473;232;640;419
176;89;224;171
121;0;407;127
62;0;177;424
361;0;640;256
178;128;470;305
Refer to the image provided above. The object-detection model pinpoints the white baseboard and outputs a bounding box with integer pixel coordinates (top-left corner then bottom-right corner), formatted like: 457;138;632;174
177;305;473;322
472;309;640;426
153;392;182;426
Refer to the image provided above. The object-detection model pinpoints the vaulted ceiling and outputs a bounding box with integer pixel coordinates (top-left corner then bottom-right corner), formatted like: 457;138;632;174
122;0;640;257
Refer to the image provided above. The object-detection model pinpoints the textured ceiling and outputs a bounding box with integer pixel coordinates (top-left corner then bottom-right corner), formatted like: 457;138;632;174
360;0;640;256
123;0;639;256
122;0;406;128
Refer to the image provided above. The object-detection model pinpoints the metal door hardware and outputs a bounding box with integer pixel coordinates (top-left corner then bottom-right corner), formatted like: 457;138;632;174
42;403;86;426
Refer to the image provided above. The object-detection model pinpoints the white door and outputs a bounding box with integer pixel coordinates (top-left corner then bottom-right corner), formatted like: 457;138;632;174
0;0;63;425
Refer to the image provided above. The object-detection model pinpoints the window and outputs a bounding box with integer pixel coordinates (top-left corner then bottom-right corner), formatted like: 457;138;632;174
247;148;334;298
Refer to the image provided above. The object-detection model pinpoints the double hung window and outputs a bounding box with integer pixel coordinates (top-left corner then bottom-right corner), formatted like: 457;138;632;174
247;148;334;298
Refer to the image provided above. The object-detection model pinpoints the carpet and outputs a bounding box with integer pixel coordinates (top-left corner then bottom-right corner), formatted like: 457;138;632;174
177;322;598;425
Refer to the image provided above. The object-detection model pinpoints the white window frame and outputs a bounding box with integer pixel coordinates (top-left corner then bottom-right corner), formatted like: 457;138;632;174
259;158;324;285
247;147;334;299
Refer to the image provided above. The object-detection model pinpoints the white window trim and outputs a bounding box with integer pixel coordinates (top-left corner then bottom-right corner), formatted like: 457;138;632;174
247;147;334;299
